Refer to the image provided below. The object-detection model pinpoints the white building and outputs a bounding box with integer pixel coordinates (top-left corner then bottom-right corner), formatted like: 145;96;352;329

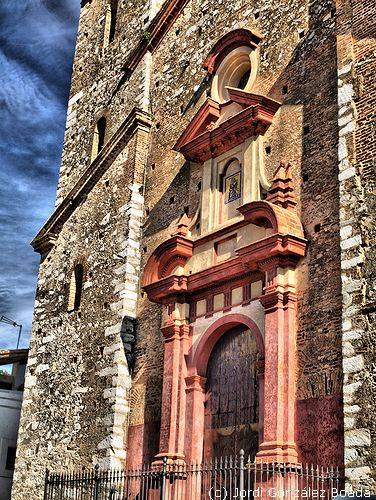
0;350;27;500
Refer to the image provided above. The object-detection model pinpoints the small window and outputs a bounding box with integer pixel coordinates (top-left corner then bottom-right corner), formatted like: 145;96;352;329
103;0;119;47
109;0;119;43
68;264;84;312
6;446;16;471
97;117;107;153
91;116;107;161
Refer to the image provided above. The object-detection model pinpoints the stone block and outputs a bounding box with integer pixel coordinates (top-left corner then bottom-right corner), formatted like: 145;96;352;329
345;429;371;448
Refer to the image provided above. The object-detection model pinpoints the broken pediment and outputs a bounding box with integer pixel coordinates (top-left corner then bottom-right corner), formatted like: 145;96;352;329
174;91;281;163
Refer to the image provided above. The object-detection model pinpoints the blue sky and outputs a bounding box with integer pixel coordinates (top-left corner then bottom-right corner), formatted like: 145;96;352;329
0;0;80;351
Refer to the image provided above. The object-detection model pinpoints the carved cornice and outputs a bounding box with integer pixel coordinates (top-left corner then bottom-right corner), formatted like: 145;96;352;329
226;88;279;112
192;272;263;301
142;201;307;304
237;234;306;270
161;323;184;341
174;95;280;163
31;107;152;255
238;201;304;239
160;320;190;341
143;235;194;287
143;275;189;303
187;258;251;294
185;374;206;393
173;98;220;152
143;233;306;303
259;289;298;312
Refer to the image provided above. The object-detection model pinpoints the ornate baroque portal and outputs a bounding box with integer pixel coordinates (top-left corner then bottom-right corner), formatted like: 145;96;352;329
142;29;307;465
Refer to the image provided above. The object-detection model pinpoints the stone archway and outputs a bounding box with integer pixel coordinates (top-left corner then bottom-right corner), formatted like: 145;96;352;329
184;314;264;463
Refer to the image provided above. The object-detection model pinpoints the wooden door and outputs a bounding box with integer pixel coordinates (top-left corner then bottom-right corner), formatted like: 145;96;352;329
203;325;259;460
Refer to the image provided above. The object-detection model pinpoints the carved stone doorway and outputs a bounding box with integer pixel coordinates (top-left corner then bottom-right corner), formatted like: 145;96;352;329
203;325;259;460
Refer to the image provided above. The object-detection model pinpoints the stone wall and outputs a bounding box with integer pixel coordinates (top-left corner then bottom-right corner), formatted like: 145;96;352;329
12;111;151;497
336;0;376;489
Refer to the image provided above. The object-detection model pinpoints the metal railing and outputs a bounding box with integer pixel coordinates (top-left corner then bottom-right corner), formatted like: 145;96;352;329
44;451;343;499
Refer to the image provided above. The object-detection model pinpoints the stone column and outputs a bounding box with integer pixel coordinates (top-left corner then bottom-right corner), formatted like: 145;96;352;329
282;287;298;459
176;323;189;457
256;357;265;446
257;260;298;463
184;375;206;463
155;304;189;463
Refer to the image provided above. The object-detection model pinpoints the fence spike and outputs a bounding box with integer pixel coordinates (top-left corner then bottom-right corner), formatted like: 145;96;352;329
40;453;342;500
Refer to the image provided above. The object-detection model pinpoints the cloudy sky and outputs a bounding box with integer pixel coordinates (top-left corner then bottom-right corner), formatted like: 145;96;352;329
0;0;80;351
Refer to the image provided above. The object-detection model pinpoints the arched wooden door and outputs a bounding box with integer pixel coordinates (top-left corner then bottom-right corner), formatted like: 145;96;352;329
203;325;259;460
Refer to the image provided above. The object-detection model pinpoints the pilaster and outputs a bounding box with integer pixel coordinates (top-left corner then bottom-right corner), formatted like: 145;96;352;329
257;259;299;463
184;375;206;463
156;305;190;463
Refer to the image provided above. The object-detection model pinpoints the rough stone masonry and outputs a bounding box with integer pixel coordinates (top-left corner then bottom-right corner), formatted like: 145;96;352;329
11;0;375;498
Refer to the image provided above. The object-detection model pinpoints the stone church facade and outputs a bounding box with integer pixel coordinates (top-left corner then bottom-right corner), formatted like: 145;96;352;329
11;0;375;498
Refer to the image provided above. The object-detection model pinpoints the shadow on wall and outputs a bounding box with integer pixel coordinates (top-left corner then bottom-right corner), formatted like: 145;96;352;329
120;316;138;373
126;301;163;467
143;160;191;238
268;1;343;466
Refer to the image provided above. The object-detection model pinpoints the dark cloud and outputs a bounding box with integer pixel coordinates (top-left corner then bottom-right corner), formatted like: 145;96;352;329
0;0;80;350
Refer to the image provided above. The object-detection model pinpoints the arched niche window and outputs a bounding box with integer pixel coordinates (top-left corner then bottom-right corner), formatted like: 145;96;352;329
203;30;261;104
91;116;107;162
212;46;258;103
67;264;84;312
219;158;242;223
103;0;119;48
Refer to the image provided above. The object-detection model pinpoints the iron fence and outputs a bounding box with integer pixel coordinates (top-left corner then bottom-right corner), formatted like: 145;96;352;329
44;452;343;499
